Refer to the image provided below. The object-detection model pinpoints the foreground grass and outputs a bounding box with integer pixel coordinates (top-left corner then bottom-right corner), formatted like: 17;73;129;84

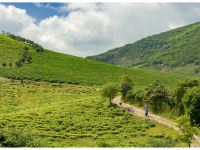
0;77;186;147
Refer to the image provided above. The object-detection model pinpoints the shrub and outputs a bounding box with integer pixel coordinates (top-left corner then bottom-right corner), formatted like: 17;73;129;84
19;57;26;63
2;129;32;147
147;136;175;147
126;90;135;102
15;61;23;67
36;47;44;53
97;139;112;147
0;129;46;147
194;66;200;73
24;46;29;51
26;56;32;64
0;131;6;144
101;82;119;106
125;89;144;103
2;62;6;68
134;89;145;102
8;62;12;68
120;75;133;100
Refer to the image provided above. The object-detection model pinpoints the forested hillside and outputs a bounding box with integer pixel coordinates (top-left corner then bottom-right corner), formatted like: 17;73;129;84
87;22;200;75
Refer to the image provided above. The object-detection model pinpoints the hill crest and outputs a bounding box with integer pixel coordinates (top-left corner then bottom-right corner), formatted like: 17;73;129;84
87;21;200;75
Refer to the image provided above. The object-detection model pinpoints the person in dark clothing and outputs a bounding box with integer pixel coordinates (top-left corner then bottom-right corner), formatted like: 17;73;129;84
144;104;149;117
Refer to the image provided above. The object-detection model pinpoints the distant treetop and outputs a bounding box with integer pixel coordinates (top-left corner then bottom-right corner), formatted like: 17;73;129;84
2;31;44;53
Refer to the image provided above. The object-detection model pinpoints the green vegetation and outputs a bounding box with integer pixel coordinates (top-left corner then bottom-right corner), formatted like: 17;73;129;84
101;82;119;106
120;75;133;100
115;75;200;147
0;34;31;64
121;77;200;126
3;32;44;53
183;87;200;125
15;46;32;68
0;77;185;147
173;79;199;116
145;80;169;113
0;129;45;147
0;34;185;87
0;30;199;147
177;115;197;147
87;22;200;75
126;89;144;106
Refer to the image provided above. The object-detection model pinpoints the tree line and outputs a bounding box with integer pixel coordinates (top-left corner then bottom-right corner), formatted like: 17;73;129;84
2;31;44;53
101;76;200;147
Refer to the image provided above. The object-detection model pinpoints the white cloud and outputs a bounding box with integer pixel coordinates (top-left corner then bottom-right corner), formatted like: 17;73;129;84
1;3;200;57
0;4;35;34
34;3;60;11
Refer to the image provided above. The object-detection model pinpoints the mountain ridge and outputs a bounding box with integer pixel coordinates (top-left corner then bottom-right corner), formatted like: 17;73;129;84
87;21;200;75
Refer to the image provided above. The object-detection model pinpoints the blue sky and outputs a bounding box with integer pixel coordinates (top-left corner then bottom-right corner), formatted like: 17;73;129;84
1;3;200;57
2;3;68;21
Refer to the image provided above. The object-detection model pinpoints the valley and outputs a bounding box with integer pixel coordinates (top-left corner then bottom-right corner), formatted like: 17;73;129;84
0;22;200;147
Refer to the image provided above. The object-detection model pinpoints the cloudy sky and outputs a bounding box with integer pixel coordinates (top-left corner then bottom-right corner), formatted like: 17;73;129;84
1;3;200;57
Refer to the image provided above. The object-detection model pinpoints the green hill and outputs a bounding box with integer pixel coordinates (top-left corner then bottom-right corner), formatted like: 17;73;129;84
87;22;200;75
0;34;185;87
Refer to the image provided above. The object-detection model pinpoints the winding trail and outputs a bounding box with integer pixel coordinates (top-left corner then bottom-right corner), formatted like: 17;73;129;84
112;96;200;147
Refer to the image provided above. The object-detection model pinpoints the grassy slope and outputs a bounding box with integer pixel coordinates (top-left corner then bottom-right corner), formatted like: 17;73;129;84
87;22;200;75
0;34;185;87
0;34;33;63
0;77;186;147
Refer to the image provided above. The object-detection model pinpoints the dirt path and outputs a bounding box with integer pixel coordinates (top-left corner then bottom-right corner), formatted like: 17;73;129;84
112;96;200;147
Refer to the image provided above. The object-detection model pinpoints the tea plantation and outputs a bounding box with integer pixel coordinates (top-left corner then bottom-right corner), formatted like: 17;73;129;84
0;77;186;147
0;34;186;87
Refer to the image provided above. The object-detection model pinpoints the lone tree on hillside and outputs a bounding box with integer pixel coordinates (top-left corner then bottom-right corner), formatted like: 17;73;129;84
145;80;168;113
2;62;7;68
120;75;133;100
8;62;12;68
177;115;197;147
15;61;23;67
26;56;32;64
182;87;200;125
24;46;29;51
36;46;44;53
101;82;119;106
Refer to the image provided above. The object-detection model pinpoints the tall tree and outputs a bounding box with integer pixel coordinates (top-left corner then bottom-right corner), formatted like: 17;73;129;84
182;87;200;125
173;79;199;115
120;75;133;100
177;115;197;147
145;80;168;113
101;82;119;106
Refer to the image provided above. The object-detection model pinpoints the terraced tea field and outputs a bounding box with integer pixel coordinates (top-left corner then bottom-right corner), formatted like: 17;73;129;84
0;34;187;87
0;77;186;147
